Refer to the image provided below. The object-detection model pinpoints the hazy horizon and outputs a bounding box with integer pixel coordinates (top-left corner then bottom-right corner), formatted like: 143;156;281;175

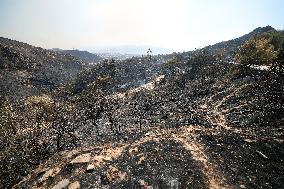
1;0;284;53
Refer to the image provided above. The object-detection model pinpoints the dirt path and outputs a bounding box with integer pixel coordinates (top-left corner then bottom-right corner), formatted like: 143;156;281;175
172;127;232;189
117;127;233;188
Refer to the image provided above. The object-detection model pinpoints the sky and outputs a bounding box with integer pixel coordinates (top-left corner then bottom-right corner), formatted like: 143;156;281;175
0;0;284;53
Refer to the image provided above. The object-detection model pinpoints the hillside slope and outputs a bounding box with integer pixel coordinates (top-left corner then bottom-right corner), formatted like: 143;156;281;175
0;37;83;100
13;60;284;188
1;26;283;189
205;26;276;58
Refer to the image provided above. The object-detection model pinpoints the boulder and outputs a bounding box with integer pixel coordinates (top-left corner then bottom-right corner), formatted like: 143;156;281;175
70;153;91;164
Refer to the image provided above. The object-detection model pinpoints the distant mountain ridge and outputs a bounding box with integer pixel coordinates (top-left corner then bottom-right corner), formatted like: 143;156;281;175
52;49;103;64
92;45;174;55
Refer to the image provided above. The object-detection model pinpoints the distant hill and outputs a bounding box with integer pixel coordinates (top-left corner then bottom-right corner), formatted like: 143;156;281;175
52;49;103;64
0;37;83;99
97;52;141;60
93;45;173;55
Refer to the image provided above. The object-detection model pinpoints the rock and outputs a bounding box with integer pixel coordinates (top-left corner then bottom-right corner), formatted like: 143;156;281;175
138;156;145;164
68;181;80;189
92;155;112;168
52;179;70;189
123;136;128;142
138;179;147;187
86;164;95;173
70;153;91;164
39;167;61;183
244;139;255;143
104;166;126;183
104;156;112;161
128;147;139;156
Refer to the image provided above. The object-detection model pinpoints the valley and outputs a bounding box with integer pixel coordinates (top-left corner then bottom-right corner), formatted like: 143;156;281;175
0;26;283;189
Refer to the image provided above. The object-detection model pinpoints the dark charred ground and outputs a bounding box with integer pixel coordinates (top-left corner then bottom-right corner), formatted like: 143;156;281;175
11;125;284;189
1;26;284;189
11;59;284;189
197;126;284;189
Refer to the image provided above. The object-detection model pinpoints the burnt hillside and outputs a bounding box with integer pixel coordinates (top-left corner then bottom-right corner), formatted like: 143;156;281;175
0;37;83;100
0;27;283;189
